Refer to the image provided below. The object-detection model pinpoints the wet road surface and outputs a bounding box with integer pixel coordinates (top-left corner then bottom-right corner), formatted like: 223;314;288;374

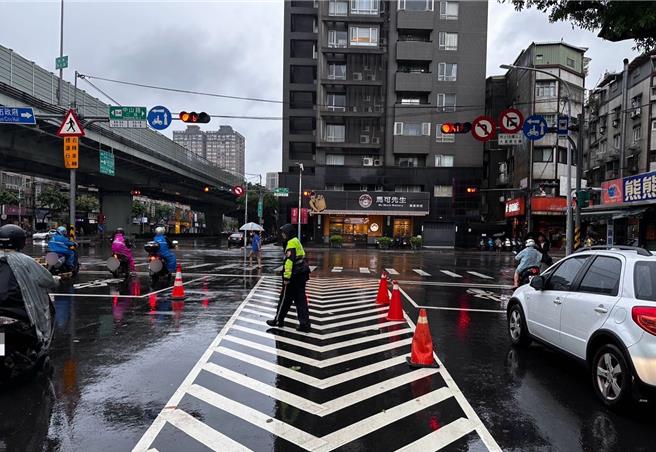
0;240;653;451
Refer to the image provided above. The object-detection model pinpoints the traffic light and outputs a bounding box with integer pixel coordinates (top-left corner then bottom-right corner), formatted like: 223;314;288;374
203;186;210;193
441;122;472;134
179;111;211;123
576;190;590;208
466;186;478;194
303;190;314;198
131;189;141;196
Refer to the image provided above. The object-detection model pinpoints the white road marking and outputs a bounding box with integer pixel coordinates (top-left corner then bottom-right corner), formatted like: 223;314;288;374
413;269;431;276
310;265;317;272
247;302;388;321
214;263;241;270
397;280;513;290
273;265;283;272
359;267;370;274
240;308;389;330
185;263;214;270
385;268;399;275
331;266;343;273
467;271;493;280
440;270;462;278
397;417;474;451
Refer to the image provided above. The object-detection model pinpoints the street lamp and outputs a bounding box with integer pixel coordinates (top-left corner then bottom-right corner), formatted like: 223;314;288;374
296;162;304;241
500;64;574;255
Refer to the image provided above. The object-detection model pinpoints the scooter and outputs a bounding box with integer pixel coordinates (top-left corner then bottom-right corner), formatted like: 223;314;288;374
45;245;79;277
144;241;172;284
504;238;512;251
106;253;131;279
519;266;541;286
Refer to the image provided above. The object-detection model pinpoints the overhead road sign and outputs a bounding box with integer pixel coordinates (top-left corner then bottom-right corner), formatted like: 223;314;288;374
0;107;36;125
99;150;115;176
273;187;289;197
498;133;524;146
55;55;68;70
109;106;147;128
471;115;496;142
557;115;569;135
63;137;79;169
147;105;172;131
56;109;85;137
499;108;523;134
522;114;547;141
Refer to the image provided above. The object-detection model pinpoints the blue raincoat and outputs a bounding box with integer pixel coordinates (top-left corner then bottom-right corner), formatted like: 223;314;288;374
154;233;176;272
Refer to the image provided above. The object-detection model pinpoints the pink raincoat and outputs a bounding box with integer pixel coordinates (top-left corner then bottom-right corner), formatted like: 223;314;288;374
111;232;135;271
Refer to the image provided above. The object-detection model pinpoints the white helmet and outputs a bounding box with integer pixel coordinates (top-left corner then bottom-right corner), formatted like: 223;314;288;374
155;226;166;235
525;238;536;247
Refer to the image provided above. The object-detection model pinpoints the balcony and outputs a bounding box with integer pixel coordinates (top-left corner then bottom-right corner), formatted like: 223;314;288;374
322;46;385;55
396;41;433;60
319;105;383;118
393;135;431;154
317;140;381;149
321;76;383;86
395;72;432;92
397;11;434;29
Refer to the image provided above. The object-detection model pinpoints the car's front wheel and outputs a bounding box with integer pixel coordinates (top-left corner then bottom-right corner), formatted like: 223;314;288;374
508;304;531;347
592;344;632;409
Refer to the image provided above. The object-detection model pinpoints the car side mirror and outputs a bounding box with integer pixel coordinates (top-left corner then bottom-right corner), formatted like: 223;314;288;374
530;275;545;291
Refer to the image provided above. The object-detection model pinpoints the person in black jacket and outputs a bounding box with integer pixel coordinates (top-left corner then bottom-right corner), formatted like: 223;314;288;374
536;232;553;269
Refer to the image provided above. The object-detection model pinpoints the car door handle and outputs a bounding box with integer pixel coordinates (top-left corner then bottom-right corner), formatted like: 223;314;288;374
553;298;562;305
595;306;608;314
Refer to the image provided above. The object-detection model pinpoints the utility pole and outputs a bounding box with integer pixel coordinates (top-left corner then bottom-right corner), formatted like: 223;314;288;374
619;58;629;178
297;162;304;241
57;0;64;106
243;181;248;256
575;112;584;244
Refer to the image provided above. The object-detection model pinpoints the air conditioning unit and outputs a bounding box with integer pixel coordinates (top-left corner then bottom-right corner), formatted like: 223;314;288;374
353;72;363;80
612;119;619;127
360;135;370;144
365;73;376;81
363;157;374;166
363;125;371;133
630;108;641;118
371;137;381;144
373;158;382;166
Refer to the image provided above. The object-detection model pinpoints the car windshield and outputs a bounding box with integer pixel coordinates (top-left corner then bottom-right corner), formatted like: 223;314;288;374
633;261;656;301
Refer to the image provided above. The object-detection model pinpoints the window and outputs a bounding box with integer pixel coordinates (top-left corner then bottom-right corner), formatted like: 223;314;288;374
652;120;656;131
435;154;454;167
396;185;422;192
533;148;553;162
394;122;430;136
438;32;458;50
536;54;543;61
541;114;557;127
578;256;621;296
613;134;620;149
438;63;457;81
546;256;588;291
634;261;656;301
326;93;346;111
351;0;379;15
326;154;345;165
536;80;556;98
398;157;419;167
328;63;346;80
350;26;379;47
439;1;458;19
566;57;576;68
633;125;642;143
436;124;455;143
434;185;453;197
328;30;348;48
328;0;348;16
325;183;344;191
401;97;420;105
324;124;345;142
437;93;456;112
399;0;434;11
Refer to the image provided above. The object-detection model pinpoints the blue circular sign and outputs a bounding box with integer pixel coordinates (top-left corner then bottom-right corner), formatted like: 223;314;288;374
522;114;548;141
147;105;172;131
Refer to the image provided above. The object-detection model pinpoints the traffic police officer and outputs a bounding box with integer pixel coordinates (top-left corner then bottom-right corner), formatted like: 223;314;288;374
266;223;311;332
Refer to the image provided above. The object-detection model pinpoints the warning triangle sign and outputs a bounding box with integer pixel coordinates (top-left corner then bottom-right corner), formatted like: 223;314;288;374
56;109;85;137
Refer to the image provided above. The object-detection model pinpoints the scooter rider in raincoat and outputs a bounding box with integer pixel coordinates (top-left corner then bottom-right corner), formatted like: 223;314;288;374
153;226;176;272
266;224;311;332
111;228;135;272
47;226;76;268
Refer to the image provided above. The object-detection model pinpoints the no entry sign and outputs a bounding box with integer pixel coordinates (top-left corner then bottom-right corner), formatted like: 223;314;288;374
471;116;496;142
232;186;245;197
499;108;524;134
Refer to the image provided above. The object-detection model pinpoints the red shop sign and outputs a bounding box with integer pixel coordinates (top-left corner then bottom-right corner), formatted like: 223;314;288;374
505;197;525;218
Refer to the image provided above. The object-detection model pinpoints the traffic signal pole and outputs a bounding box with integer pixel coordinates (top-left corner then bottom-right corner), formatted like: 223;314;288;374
575;112;584;245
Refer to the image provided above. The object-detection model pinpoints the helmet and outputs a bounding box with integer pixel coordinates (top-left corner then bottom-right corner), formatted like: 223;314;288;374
0;224;27;251
56;226;67;235
280;223;296;240
525;238;536;247
114;227;125;236
155;226;166;235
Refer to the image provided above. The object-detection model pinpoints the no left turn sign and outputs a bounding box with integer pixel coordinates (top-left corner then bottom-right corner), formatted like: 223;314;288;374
499;108;524;134
471;116;496;142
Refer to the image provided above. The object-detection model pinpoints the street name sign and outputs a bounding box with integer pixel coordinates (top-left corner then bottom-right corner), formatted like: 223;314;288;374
522;114;547;141
0;107;36;125
147;105;172;131
499;108;523;134
55;55;68;70
99;150;115;176
471;115;496;142
273;187;289;197
257;198;263;219
498;133;523;146
109;106;147;128
56;109;85;137
63;137;79;169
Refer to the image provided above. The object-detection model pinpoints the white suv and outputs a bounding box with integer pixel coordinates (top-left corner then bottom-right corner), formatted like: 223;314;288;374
507;246;656;408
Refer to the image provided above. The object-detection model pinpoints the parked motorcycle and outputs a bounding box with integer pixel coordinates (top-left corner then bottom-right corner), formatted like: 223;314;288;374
144;241;171;284
106;253;130;279
45;245;79;277
519;266;541;286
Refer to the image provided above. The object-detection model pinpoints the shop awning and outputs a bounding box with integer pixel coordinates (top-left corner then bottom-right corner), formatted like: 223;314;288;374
312;209;429;216
581;208;648;220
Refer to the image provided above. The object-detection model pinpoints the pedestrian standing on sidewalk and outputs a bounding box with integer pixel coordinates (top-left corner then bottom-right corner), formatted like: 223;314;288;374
267;223;311;332
249;231;262;268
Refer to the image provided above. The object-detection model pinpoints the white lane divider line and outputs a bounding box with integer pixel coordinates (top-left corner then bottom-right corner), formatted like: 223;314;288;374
467;271;493;280
440;270;462;278
385;268;399;275
359;267;370;274
331;267;343;273
413;269;431;276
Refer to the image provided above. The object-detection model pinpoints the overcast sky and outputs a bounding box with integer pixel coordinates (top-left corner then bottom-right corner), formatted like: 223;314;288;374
0;0;640;180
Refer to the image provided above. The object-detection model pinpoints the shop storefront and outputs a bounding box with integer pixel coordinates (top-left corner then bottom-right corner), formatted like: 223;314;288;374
504;197;525;237
531;196;567;248
307;190;430;245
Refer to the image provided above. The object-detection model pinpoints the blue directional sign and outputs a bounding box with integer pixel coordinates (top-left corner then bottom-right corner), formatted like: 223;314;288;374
522;114;548;141
0;107;36;125
147;105;171;131
557;115;569;136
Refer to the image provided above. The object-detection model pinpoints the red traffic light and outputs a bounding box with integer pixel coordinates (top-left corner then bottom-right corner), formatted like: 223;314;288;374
203;186;210;193
441;122;472;134
131;189;141;196
179;111;211;123
303;190;314;197
466;187;478;194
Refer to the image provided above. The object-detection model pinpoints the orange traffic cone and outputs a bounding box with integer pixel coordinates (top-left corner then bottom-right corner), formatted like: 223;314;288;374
407;309;439;368
376;272;390;304
171;264;186;300
386;280;404;321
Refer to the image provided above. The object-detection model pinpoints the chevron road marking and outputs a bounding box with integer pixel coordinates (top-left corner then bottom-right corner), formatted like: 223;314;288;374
331;266;342;272
396;417;474;452
440;270;463;278
467;271;493;279
412;269;431;276
384;268;399;275
249;297;381;315
310;265;317;272
272;265;283;272
241;308;390;330
246;302;389;321
359;267;370;274
185;263;215;269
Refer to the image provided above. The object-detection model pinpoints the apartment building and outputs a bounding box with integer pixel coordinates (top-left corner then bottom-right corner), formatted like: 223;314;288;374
280;0;488;246
173;125;245;177
482;42;587;247
266;172;279;190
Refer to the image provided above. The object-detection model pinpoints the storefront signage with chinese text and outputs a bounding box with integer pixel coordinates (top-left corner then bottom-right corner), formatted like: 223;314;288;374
307;191;430;215
505;198;525;218
623;171;656;203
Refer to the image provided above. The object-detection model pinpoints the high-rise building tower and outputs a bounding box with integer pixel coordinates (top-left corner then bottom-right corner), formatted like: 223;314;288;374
173;125;245;177
280;0;488;246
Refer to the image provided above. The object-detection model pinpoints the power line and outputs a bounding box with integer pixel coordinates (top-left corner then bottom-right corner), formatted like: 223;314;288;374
80;76;122;106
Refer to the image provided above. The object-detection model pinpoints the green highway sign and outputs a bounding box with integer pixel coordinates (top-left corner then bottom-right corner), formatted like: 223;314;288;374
109;106;147;128
99;150;115;176
257;198;264;219
55;56;68;70
273;187;289;197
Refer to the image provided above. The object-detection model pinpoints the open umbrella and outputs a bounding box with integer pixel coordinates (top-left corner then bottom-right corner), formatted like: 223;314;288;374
239;222;264;232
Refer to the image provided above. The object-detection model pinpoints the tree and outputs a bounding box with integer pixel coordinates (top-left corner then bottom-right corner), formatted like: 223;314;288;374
76;194;99;213
153;204;174;224
132;200;148;218
234;184;279;233
505;0;656;51
0;190;18;206
37;187;68;221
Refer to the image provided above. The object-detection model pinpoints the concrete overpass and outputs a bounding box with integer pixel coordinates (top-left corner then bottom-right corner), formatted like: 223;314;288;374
0;44;241;233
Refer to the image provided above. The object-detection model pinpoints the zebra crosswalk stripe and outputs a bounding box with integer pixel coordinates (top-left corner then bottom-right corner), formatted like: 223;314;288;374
440;270;463;278
467;271;493;279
